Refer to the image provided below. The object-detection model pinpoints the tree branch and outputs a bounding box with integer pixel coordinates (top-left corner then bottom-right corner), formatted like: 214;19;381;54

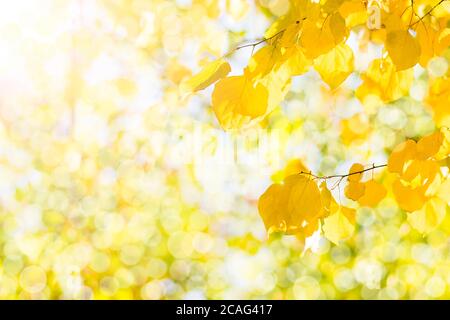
223;28;287;58
299;164;387;180
410;0;447;27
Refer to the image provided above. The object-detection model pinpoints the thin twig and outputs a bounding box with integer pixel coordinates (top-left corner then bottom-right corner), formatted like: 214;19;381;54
222;17;307;58
299;164;387;180
223;28;286;58
410;0;447;27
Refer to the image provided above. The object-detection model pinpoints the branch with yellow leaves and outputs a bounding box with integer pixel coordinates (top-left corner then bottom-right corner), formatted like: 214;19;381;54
222;0;449;58
223;29;286;59
410;0;448;27
222;18;307;58
299;164;388;190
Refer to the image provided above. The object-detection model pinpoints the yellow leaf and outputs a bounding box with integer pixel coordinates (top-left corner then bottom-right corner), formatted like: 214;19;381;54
408;197;447;233
323;207;356;244
401;159;422;182
417;131;444;160
295;218;319;243
271;159;309;183
300;20;335;58
348;163;364;182
263;0;319;40
342;206;356;224
258;175;322;235
385;30;421;71
284;159;309;177
339;0;367;28
254;63;291;115
265;0;321;38
424;170;443;197
245;46;293;115
278;24;302;49
313;43;354;89
212;75;268;130
246;46;280;79
329;12;348;44
356;58;413;103
281;47;312;77
258;184;289;234
345;181;365;201
416;22;439;67
250;47;297;75
287;175;322;224
323;0;346;14
320;181;339;217
413;26;450;67
393;179;427;212
409;160;440;189
388;139;417;174
181;59;231;93
382;8;407;32
357;180;387;207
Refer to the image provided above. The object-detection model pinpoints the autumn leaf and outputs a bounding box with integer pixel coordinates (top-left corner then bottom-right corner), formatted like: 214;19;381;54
356;58;413;103
313;43;354;89
385;30;421;71
345;181;365;201
271;159;309;182
301;20;336;58
408;197;447;233
357;180;387;207
417;131;444;160
287;175;322;223
258;183;290;234
258;175;322;236
320;181;339;217
348;163;364;182
212;75;268;129
388;140;417;174
393;179;427;212
181;59;231;93
323;206;356;244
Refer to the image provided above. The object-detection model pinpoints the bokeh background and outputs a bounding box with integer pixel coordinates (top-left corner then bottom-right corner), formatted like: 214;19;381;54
0;0;449;299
